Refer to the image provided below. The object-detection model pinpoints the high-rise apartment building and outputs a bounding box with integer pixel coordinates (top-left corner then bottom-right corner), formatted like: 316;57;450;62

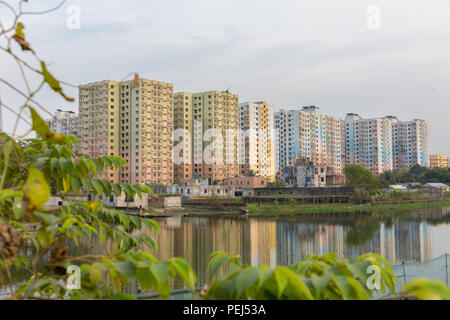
275;109;301;172
173;90;239;184
345;114;430;173
430;154;449;169
344;114;395;174
173;92;194;182
392;119;429;169
46;109;79;138
46;109;80;153
275;106;345;176
79;80;120;182
238;101;275;181
79;78;174;185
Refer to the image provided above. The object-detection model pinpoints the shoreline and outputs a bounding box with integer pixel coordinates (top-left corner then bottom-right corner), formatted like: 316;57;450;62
246;199;450;216
142;199;450;218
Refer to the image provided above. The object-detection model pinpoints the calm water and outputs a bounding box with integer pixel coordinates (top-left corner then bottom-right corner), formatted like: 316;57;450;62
3;206;450;296
144;207;450;286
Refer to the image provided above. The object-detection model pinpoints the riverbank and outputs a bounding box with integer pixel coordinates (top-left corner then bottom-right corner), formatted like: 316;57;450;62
247;199;450;216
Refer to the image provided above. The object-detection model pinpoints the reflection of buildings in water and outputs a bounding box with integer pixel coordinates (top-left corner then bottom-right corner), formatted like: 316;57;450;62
345;221;432;264
274;219;434;266
275;223;347;265
393;221;432;263
244;220;277;268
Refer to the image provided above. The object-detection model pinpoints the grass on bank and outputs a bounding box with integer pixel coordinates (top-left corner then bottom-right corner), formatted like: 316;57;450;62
247;199;450;216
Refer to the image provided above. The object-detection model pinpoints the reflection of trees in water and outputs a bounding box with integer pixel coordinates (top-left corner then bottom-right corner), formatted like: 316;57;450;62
346;216;381;246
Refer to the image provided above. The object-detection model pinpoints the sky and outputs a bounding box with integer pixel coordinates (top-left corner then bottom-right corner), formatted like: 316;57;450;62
1;0;449;154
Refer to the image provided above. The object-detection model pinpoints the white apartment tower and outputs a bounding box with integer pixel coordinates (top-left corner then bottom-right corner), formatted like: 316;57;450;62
345;114;430;173
344;114;395;175
392;119;429;169
46;109;79;138
275;107;345;176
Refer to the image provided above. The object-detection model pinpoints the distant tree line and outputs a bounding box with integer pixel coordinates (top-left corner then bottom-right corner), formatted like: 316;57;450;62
378;165;450;186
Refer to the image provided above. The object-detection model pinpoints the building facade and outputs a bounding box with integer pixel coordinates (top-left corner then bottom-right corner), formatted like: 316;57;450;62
79;77;174;185
344;114;395;174
430;154;449;169
223;176;269;189
345;114;430;173
392;119;430;169
279;158;326;188
275;106;344;177
173;90;239;184
238;101;275;181
46;109;79;137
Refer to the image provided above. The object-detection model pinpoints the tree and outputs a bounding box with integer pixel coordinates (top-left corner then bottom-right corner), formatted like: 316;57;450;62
267;181;286;188
245;169;256;177
344;165;380;201
0;1;196;299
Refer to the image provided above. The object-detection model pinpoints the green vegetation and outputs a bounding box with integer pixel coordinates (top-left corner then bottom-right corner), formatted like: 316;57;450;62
379;165;450;185
0;118;196;299
267;181;286;188
344;164;380;201
202;252;450;300
247;200;450;216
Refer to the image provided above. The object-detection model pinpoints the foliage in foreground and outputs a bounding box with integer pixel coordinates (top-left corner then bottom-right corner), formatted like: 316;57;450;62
0;109;196;299
203;252;450;300
203;252;399;300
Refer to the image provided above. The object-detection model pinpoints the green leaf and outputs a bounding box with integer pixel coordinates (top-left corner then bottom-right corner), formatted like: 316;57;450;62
142;218;160;234
310;274;331;297
169;258;197;289
91;179;104;197
112;184;122;197
332;275;350;299
99;224;109;244
71;176;82;195
405;278;450;300
272;267;288;299
113;261;136;280
12;22;31;50
135;268;155;290
40;61;74;102
29;107;50;141
90;262;105;285
23;168;50;209
37;227;54;247
232;266;259;298
208;252;234;279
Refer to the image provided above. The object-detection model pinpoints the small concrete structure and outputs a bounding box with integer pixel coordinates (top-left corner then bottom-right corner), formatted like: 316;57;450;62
151;184;235;197
150;195;182;209
101;192;149;209
44;196;88;211
390;185;407;191
424;183;450;192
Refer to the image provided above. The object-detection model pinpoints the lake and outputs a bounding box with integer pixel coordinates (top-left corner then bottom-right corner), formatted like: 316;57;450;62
144;206;450;288
3;206;450;297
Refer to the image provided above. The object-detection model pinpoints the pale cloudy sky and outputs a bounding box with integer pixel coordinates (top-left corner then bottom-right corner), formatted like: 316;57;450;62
1;0;449;154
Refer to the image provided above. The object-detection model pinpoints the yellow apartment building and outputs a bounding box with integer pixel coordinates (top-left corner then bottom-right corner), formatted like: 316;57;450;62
79;77;174;185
